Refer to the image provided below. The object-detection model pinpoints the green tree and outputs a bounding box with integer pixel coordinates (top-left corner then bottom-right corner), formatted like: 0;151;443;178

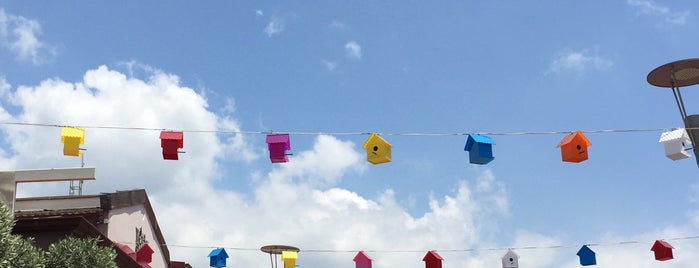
45;236;117;268
0;204;45;268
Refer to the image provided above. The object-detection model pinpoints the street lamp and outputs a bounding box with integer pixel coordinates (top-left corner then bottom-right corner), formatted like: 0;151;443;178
261;245;300;268
647;58;699;167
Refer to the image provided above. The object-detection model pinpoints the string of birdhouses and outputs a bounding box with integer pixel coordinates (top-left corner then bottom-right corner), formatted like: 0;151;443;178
17;120;689;163
114;234;699;267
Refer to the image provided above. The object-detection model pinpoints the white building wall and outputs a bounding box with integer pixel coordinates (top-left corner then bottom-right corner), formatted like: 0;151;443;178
108;205;167;268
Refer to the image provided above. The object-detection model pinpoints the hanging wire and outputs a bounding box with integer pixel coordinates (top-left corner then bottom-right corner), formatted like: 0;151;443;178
0;121;685;137
111;235;699;254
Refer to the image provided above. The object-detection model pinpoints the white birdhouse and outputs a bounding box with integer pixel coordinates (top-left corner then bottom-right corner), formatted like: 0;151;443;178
659;128;692;160
501;249;519;268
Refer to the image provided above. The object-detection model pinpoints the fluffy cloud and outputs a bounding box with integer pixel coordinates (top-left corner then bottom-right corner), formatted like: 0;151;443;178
156;148;511;267
3;65;699;268
321;59;338;71
0;7;54;64
546;48;613;76
264;15;285;37
3;65;254;197
627;0;690;25
0;65;513;267
345;41;362;60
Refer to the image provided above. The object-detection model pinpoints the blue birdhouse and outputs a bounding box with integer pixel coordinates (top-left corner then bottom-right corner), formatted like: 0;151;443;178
208;248;229;267
464;134;495;165
576;245;596;266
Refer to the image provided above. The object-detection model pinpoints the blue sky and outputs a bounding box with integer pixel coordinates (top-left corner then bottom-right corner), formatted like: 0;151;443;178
1;1;699;267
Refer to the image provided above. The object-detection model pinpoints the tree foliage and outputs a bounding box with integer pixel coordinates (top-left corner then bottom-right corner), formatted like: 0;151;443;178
46;237;117;268
0;204;117;268
0;204;45;267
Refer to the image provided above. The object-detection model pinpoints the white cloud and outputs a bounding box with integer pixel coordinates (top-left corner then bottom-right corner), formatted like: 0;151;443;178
627;0;690;25
329;20;347;31
0;76;10;99
255;9;263;17
546;49;613;76
321;59;338;71
1;64;253;197
344;41;362;60
264;15;285;37
6;64;699;268
0;7;55;65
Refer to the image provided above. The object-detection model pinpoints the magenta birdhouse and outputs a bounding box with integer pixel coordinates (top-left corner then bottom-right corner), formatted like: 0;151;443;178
136;244;154;264
651;240;674;261
160;131;183;160
353;251;372;268
266;134;291;163
423;251;443;268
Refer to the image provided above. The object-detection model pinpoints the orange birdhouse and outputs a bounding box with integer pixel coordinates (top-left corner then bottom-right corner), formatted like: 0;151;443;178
557;131;591;163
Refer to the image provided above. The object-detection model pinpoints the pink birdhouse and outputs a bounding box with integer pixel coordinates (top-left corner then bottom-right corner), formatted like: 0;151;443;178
651;240;674;261
353;251;372;268
266;134;291;163
160;131;183;160
136;244;154;264
423;250;443;268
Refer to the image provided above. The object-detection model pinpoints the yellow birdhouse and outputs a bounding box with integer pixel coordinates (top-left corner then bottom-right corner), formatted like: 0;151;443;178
363;133;392;164
281;250;297;268
61;127;84;156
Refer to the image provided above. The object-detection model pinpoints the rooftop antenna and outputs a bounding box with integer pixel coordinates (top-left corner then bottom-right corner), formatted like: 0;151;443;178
69;148;87;196
647;58;699;168
261;245;299;268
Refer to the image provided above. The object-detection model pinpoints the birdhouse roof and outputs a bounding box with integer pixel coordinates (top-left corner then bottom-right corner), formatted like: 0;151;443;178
281;250;298;261
651;240;674;250
208;248;229;258
577;245;594;256
469;134;495;144
353;251;372;262
61;127;85;142
659;128;691;142
557;131;591;147
503;249;519;258
137;244;154;254
465;134;494;151
266;134;290;146
363;133;391;149
422;250;443;261
160;131;183;140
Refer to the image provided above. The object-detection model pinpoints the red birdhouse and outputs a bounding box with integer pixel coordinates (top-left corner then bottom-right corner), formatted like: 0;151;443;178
423;250;443;268
651;240;674;261
160;131;183;160
557;131;591;163
353;251;372;268
136;243;155;264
